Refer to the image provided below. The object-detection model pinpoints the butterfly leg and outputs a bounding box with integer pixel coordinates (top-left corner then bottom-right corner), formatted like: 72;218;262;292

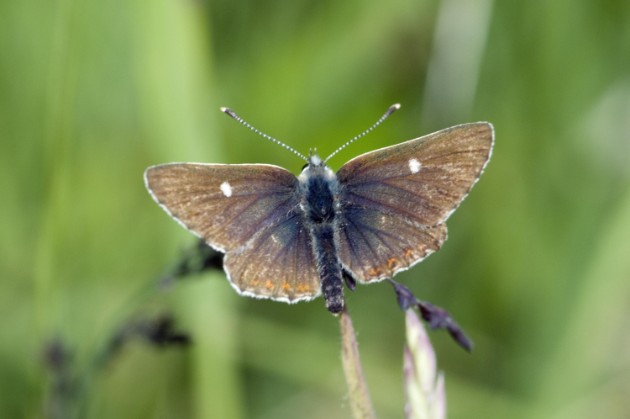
342;269;357;291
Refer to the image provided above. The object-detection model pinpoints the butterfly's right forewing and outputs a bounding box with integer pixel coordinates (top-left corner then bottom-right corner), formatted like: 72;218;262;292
336;123;493;282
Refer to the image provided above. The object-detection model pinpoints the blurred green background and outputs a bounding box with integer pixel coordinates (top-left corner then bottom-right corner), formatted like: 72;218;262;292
2;0;629;417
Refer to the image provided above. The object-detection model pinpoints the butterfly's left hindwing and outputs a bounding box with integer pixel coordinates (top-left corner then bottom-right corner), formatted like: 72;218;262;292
145;163;320;302
224;210;321;302
336;122;493;282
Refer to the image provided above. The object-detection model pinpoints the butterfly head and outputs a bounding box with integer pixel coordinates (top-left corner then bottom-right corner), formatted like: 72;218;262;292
308;149;323;167
298;150;336;184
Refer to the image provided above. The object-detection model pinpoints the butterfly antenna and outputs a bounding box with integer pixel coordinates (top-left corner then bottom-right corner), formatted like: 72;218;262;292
220;107;308;162
324;103;401;164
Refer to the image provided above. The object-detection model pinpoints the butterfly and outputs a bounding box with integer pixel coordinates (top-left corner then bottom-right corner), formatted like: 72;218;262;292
144;104;494;314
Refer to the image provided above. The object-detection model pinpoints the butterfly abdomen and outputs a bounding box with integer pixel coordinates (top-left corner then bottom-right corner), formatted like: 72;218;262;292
300;162;345;313
311;224;344;313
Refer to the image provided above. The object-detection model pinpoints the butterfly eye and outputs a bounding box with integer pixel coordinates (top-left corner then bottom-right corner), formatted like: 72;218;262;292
301;163;309;171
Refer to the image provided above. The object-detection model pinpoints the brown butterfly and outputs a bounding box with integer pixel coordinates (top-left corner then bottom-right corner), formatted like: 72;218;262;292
145;105;494;313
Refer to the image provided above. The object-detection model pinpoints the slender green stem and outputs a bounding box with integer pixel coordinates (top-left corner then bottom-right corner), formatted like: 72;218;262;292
339;308;377;419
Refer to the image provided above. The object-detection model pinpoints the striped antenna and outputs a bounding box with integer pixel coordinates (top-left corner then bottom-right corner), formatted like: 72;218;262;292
324;103;401;164
220;107;308;162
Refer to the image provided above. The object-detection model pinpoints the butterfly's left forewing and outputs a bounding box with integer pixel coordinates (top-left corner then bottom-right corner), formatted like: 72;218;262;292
336;122;493;282
145;163;320;302
145;163;299;252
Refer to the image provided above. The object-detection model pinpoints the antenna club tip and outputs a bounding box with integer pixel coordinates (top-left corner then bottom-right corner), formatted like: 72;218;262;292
220;107;238;119
388;103;401;114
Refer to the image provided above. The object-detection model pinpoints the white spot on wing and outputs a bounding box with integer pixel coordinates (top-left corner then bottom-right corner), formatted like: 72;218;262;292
220;181;233;197
408;158;421;174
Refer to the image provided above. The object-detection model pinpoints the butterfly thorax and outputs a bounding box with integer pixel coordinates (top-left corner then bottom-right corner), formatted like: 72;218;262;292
298;154;345;313
298;155;340;223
